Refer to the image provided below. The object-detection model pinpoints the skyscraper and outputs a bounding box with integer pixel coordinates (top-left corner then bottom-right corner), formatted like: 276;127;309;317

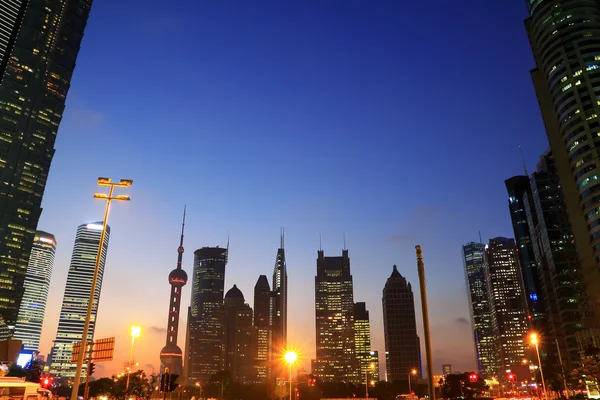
271;233;287;358
525;152;586;366
312;249;359;383
223;285;254;384
525;0;600;325
49;223;110;380
185;246;227;384
462;242;497;378
159;210;188;375
253;275;271;382
483;237;529;377
13;231;56;353
0;0;95;331
369;350;380;383
354;302;372;385
382;265;421;383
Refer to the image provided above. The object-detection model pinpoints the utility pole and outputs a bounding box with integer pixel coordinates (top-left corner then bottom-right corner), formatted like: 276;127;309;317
416;245;436;400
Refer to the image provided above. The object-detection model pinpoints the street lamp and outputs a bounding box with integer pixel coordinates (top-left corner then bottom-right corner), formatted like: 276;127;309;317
126;325;141;391
366;363;375;398
530;333;548;400
409;368;418;395
70;177;132;400
284;351;297;400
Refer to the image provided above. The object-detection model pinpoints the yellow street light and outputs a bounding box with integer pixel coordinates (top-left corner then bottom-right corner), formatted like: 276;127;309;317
530;333;547;399
284;351;298;400
366;363;377;398
71;177;133;400
127;325;141;391
409;368;418;394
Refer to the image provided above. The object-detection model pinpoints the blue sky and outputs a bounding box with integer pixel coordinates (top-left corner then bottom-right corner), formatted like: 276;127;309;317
37;0;547;377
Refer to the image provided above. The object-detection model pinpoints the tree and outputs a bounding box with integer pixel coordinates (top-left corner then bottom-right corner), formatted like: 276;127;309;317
86;378;115;398
441;373;488;400
5;364;26;378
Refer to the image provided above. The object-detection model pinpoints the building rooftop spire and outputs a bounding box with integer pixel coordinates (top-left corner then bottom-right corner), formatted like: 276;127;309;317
390;264;401;278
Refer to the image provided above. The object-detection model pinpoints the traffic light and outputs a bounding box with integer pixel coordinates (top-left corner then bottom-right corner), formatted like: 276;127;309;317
308;378;316;387
40;375;52;389
469;373;479;383
160;373;167;392
506;373;516;382
169;374;179;392
88;363;95;377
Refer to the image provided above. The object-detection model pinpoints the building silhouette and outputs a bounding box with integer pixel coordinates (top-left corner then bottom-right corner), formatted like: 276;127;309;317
253;275;271;382
159;210;188;375
354;302;372;385
0;0;94;333
382;265;421;382
524;0;600;325
14;231;56;353
185;246;227;384
462;242;497;378
270;233;287;368
312;249;359;383
48;223;110;380
483;237;529;378
224;285;254;384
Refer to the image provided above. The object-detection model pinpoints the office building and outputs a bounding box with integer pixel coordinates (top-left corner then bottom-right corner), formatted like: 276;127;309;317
525;152;586;365
271;233;287;361
13;231;56;353
462;242;498;378
224;285;254;384
312;249;359;383
48;223;110;380
369;350;380;383
382;265;421;382
525;0;600;324
184;246;227;384
505;176;546;326
483;238;529;377
0;0;94;332
354;302;372;385
253;275;271;382
159;211;188;375
442;364;452;376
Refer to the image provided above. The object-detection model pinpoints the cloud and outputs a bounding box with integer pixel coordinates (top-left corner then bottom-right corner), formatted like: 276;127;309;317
389;234;414;244
144;363;154;369
455;317;469;325
389;204;440;244
68;108;106;128
148;326;167;334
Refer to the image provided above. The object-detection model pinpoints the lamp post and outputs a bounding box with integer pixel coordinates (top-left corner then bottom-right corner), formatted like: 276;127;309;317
409;369;417;395
284;351;297;400
126;325;141;391
70;177;132;400
366;363;375;398
530;333;548;400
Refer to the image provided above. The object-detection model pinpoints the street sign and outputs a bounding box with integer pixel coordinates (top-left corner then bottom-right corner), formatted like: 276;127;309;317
70;337;115;363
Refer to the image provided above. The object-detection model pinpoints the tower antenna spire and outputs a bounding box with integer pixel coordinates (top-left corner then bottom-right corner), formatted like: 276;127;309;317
280;227;284;249
479;230;483;244
343;233;346;250
319;233;322;251
227;230;230;250
179;205;186;248
519;144;529;176
176;206;186;270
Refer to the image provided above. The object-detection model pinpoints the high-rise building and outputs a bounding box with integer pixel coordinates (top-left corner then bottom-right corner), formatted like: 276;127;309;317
253;275;271;382
462;242;498;378
442;364;452;376
48;223;110;380
271;233;287;359
382;265;421;383
524;0;600;325
525;152;586;366
505;176;546;326
354;302;372;385
159;211;188;375
369;350;380;383
13;231;56;353
312;249;359;383
184;246;227;384
483;237;529;377
0;0;94;332
223;285;254;384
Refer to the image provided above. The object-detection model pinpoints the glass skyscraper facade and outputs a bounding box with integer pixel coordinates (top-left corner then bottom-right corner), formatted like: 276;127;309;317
483;237;529;378
270;241;287;358
0;0;94;332
48;223;110;380
185;246;227;384
353;302;371;385
462;242;497;378
253;274;271;382
13;231;56;352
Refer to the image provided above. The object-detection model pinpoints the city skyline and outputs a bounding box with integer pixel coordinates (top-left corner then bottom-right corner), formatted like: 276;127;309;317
32;0;546;379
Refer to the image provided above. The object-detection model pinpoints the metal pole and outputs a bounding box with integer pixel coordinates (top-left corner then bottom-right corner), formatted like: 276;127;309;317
70;185;114;400
83;341;93;400
289;362;292;400
416;245;436;400
366;369;369;398
556;338;569;399
408;373;412;395
535;342;548;399
126;334;135;391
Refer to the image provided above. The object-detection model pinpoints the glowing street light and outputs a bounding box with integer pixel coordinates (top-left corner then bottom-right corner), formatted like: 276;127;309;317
70;177;132;400
284;351;297;400
409;368;418;394
126;325;141;391
530;333;548;399
366;363;376;398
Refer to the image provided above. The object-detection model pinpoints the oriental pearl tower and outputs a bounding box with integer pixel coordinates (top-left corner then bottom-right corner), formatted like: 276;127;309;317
160;207;188;375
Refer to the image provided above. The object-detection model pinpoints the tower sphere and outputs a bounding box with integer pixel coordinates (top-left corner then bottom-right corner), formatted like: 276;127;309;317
168;269;188;286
